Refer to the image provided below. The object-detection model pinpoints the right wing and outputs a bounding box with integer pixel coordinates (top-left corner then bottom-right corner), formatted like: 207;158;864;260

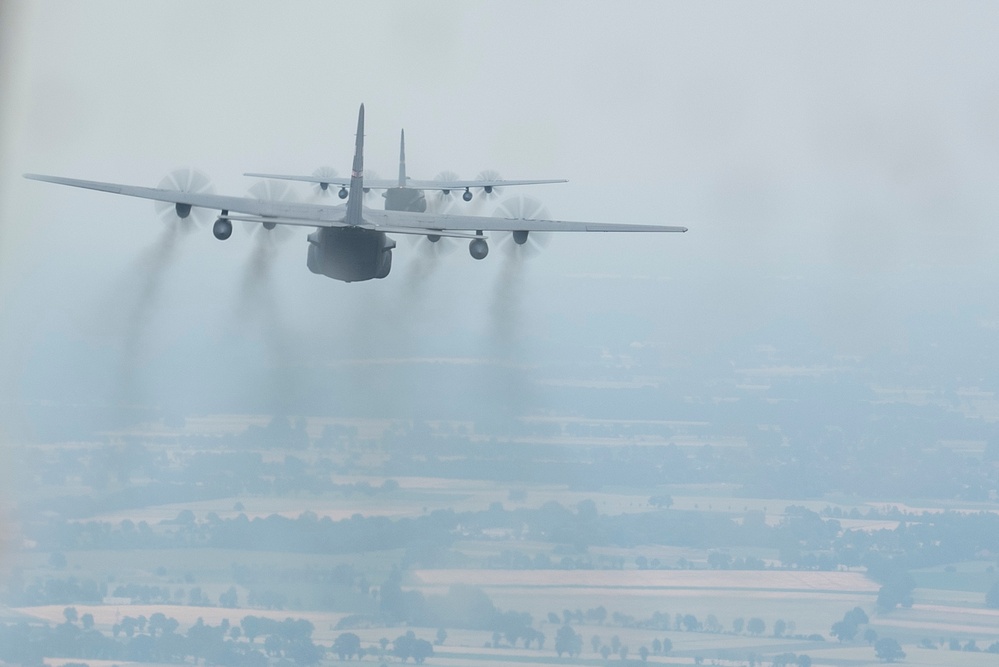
366;208;688;234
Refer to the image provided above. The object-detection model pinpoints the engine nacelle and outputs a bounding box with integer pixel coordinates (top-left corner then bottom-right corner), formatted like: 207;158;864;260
469;237;488;260
512;230;529;245
320;181;329;191
462;189;473;202
262;221;277;231
213;218;233;240
426;234;442;243
175;202;192;219
338;187;348;199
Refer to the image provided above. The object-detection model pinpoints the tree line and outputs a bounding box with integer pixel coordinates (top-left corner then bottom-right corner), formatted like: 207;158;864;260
20;500;999;579
0;609;323;667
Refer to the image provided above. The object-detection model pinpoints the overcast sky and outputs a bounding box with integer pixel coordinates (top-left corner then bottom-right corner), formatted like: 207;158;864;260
3;1;999;431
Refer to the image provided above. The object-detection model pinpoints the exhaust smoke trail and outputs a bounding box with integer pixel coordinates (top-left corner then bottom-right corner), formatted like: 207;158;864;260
237;236;281;315
485;248;537;422
490;250;525;350
401;194;469;285
107;169;215;422
232;235;300;414
487;196;549;354
114;222;187;417
402;243;439;286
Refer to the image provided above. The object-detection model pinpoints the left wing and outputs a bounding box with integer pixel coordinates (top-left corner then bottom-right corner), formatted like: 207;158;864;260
23;173;351;227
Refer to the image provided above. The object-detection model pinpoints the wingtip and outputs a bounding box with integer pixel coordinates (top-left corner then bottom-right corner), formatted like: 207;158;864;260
24;173;55;183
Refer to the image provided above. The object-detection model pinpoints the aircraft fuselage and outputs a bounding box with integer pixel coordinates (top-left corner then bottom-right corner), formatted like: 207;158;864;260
306;227;395;282
304;186;425;282
384;186;427;213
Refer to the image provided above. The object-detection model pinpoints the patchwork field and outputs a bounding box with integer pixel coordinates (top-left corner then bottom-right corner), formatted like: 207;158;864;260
875;603;999;636
410;568;881;592
7;423;999;667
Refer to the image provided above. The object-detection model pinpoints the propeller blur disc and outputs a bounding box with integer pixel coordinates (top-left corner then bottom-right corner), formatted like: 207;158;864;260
493;195;552;257
476;169;503;199
310;166;339;199
245;179;296;242
433;171;460;202
153;168;214;229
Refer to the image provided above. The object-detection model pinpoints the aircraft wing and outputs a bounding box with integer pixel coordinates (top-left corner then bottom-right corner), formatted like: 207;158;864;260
23;173;351;226
24;173;686;234
243;172;400;190
404;177;567;191
366;208;688;233
243;172;567;192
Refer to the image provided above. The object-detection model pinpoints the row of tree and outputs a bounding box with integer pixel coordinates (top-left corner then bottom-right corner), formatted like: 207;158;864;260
14;403;999;526
0;611;324;667
20;501;999;579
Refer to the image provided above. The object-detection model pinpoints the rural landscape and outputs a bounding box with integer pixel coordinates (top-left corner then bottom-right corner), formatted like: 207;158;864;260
5;3;999;667
2;324;999;667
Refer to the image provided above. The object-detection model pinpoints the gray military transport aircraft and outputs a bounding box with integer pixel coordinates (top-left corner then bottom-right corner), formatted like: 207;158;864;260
24;105;687;283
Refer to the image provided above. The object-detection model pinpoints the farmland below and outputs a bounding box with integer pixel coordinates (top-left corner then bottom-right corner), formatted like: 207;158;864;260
2;404;998;667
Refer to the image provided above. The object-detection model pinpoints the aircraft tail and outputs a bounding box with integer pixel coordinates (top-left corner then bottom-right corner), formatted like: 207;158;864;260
346;104;365;225
398;129;408;187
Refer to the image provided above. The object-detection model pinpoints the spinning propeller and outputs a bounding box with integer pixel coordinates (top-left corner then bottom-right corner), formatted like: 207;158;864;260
153;169;214;230
310;166;339;199
493;195;551;257
475;169;504;200
245;179;296;243
433;171;460;202
409;196;462;257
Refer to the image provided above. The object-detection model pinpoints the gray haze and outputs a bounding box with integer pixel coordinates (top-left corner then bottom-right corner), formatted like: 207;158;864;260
3;1;999;428
4;5;999;664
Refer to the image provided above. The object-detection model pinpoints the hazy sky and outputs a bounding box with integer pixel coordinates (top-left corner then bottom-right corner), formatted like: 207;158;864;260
3;1;999;430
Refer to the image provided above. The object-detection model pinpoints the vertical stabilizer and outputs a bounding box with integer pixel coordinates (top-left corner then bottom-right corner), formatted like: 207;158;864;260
398;129;407;187
346;104;365;226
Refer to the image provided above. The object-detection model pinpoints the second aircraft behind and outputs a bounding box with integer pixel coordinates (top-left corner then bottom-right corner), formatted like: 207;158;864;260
247;128;566;214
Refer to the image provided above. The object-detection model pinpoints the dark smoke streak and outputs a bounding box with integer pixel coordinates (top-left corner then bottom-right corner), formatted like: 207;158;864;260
485;250;537;420
231;235;301;414
402;243;439;286
114;223;186;416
